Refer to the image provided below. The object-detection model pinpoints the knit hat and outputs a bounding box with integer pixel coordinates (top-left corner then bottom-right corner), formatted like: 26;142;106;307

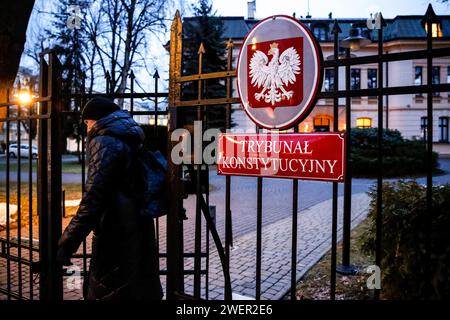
81;97;121;120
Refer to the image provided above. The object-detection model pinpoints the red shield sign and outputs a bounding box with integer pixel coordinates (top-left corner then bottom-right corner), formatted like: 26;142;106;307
237;15;323;130
247;37;304;109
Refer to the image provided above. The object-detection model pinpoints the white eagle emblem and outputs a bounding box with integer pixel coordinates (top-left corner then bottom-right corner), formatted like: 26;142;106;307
249;42;301;106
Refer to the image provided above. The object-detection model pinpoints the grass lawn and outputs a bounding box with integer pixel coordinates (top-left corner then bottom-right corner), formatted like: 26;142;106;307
0;160;83;174
295;218;375;300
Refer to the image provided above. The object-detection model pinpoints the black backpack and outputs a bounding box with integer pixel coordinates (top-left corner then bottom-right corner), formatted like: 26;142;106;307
133;146;168;218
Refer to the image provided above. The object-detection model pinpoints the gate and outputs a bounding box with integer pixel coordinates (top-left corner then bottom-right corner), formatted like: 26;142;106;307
1;5;450;301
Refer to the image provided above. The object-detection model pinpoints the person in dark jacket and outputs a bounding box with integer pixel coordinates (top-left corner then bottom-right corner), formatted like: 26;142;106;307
57;97;163;300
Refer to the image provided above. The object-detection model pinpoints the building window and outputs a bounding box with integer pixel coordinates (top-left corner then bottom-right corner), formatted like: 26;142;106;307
439;117;449;142
421;116;428;141
447;67;450;97
356;117;372;129
313;25;328;41
313;116;331;132
425;22;443;38
351;69;361;90
432;66;440;97
324;69;335;92
367;68;377;98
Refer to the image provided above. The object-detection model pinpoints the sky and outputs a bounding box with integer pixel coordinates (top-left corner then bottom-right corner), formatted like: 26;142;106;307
211;0;450;19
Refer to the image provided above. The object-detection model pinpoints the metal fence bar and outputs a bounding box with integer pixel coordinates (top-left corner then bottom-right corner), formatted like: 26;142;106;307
318;83;450;99
255;125;263;300
193;42;205;299
225;39;233;280
330;19;342;300
17;92;23;299
322;47;450;68
28;96;34;300
66;92;168;99
46;52;63;300
424;6;437;299
37;54;49;300
154;70;160;133
129;71;135;113
375;18;386;300
339;48;353;273
290;127;299;300
5;90;11;300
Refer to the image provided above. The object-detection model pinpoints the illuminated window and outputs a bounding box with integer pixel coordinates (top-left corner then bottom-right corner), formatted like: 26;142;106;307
356;117;372;129
425;23;443;38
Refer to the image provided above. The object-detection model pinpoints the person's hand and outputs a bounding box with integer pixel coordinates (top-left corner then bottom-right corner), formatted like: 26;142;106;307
56;246;73;266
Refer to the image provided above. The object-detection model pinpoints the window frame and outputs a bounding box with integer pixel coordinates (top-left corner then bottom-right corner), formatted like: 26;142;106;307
421;116;428;141
313;116;331;132
415;66;423;97
432;66;440;97
367;68;378;99
313;25;328;41
351;68;361;91
356;117;372;129
324;68;335;92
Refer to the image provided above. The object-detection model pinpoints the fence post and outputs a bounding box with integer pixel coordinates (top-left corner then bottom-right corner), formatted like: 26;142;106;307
166;10;184;299
337;48;357;275
423;4;438;299
375;13;386;300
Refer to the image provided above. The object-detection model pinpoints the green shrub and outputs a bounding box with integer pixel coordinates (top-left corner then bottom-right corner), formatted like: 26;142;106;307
351;128;439;177
360;181;450;299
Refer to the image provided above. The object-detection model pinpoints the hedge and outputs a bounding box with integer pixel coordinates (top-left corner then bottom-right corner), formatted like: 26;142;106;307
351;128;439;177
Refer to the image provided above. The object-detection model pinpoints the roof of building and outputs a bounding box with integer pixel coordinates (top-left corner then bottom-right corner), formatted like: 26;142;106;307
184;14;450;43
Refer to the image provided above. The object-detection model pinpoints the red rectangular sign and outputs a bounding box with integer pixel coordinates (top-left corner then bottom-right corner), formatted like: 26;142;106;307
217;133;346;182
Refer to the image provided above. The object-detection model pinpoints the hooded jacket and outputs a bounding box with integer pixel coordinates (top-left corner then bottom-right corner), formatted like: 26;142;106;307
58;110;163;300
